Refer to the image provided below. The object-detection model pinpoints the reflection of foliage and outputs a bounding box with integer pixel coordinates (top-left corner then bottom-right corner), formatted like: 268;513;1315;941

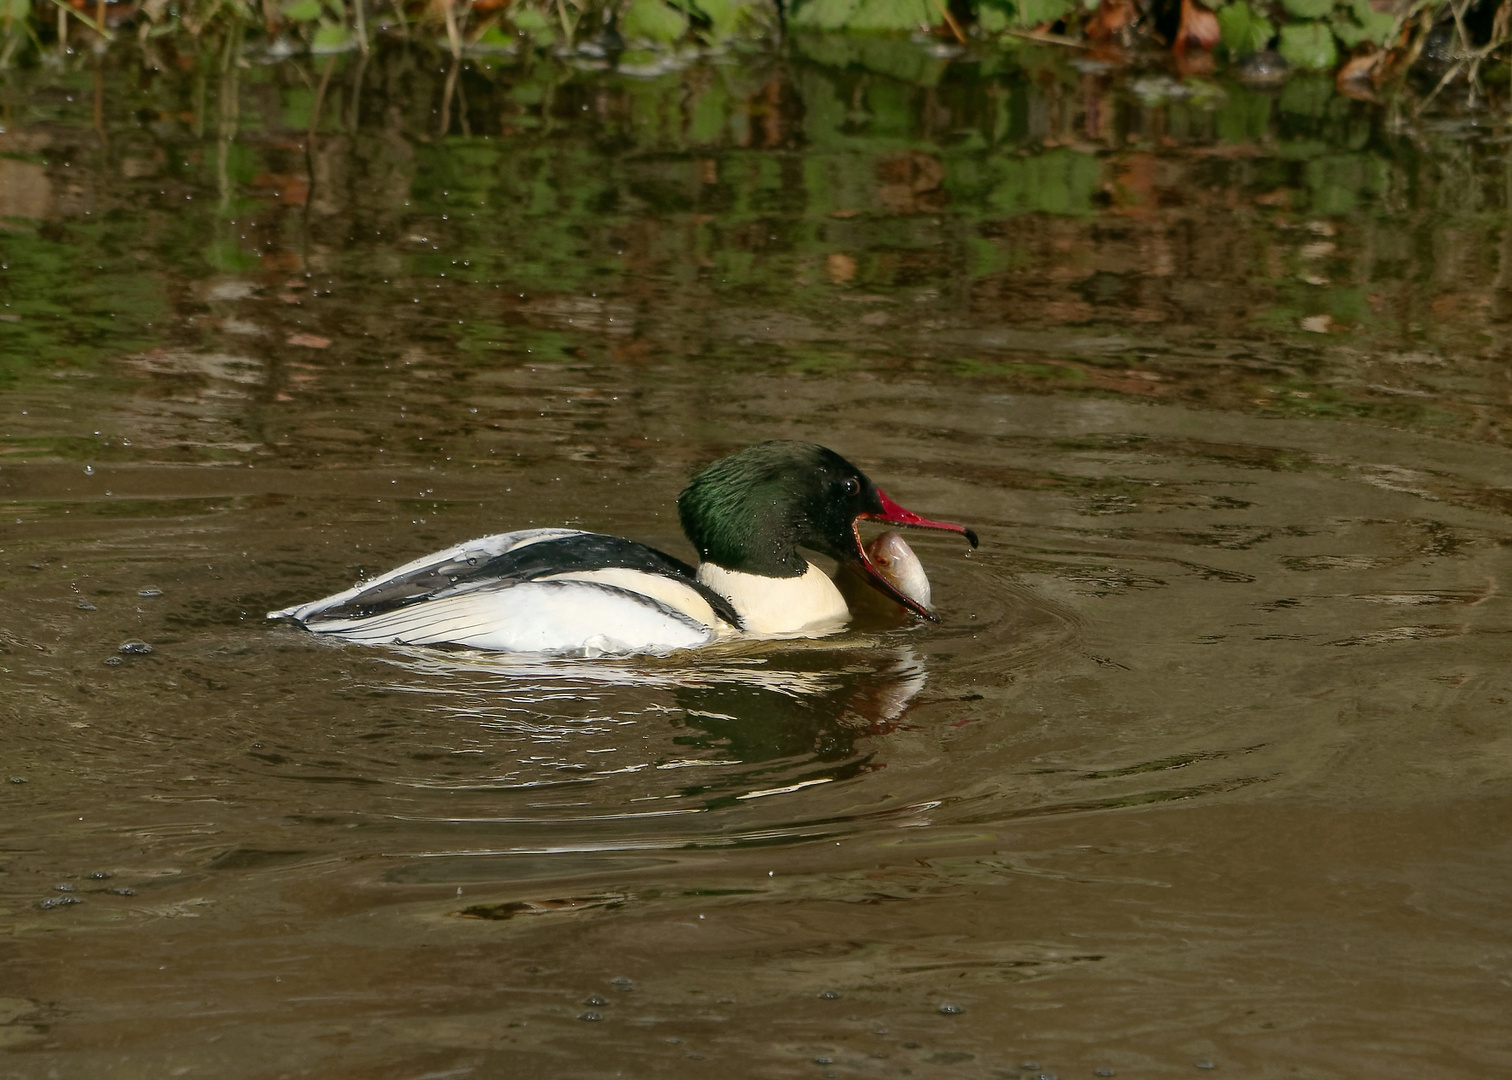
1;44;1509;448
0;223;167;384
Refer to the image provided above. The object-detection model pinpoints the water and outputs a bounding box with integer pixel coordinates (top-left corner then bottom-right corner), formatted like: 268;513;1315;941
3;41;1512;1077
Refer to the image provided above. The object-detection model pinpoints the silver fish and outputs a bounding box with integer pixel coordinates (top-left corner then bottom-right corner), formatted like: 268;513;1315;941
864;530;931;613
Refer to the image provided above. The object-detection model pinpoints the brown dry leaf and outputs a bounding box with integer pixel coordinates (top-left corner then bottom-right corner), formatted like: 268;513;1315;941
1085;0;1135;40
260;252;304;272
1337;51;1384;100
827;253;857;284
1177;0;1221;51
286;333;331;349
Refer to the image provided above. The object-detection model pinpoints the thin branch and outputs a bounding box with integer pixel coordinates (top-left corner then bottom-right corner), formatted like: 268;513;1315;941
46;0;114;42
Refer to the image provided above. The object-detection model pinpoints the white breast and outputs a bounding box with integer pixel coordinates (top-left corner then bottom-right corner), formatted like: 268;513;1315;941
696;561;850;637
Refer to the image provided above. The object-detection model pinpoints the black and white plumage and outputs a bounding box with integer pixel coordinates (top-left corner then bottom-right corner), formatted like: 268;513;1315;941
269;529;741;656
269;442;977;657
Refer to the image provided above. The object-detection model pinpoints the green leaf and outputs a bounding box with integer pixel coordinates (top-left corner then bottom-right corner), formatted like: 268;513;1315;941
280;0;323;22
978;3;1010;31
1331;0;1398;46
845;0;935;31
310;22;352;51
3;0;29;21
1280;0;1331;18
1012;0;1075;27
621;0;689;41
510;4;553;41
692;0;757;40
1277;20;1338;69
1217;0;1274;56
791;0;860;30
473;24;516;49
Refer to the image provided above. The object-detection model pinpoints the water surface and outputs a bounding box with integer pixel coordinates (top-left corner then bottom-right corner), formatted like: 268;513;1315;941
3;42;1512;1078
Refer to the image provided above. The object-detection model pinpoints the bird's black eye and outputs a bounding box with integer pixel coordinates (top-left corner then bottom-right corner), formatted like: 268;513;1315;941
843;477;860;496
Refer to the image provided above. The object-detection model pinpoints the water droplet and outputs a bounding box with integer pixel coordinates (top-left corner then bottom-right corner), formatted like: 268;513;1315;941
937;1002;963;1015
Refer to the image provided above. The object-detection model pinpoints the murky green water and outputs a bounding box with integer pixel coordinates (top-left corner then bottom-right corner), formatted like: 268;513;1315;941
3;40;1512;1078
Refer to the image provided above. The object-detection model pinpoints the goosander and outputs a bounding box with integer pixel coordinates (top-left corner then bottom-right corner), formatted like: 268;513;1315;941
268;441;977;656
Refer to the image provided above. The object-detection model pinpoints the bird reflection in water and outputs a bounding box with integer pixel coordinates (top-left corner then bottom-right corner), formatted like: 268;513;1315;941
375;641;927;800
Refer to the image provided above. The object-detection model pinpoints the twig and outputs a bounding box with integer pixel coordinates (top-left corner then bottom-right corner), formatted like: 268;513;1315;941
46;0;115;41
438;52;458;135
554;0;577;43
442;0;461;57
931;0;965;44
308;53;335;136
1415;57;1464;114
353;0;368;53
1002;27;1088;48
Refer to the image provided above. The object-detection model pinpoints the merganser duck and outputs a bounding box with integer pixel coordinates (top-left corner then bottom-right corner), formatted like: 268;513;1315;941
268;441;977;656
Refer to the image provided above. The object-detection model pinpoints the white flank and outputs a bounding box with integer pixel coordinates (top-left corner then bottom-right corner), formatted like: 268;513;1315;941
696;561;849;637
292;580;714;656
538;568;720;631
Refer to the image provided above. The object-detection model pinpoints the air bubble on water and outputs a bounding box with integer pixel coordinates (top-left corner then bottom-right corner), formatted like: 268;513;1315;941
1195;1063;1216;1071
77;601;96;611
83;465;94;475
138;588;162;598
937;1002;963;1015
104;656;123;666
89;871;112;880
813;1056;833;1065
1095;1070;1116;1077
39;895;80;910
610;976;632;988
578;1011;602;1022
819;990;841;1000
118;641;154;655
583;995;608;1006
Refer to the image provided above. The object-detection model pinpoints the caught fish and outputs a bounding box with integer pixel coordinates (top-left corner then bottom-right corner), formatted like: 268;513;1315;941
864;530;931;613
